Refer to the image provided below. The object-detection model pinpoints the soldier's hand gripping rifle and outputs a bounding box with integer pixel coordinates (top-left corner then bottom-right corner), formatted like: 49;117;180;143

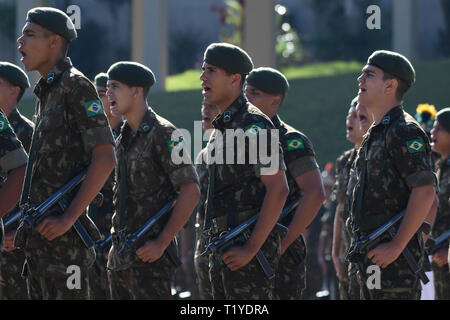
425;229;450;256
115;198;181;267
201;200;299;280
346;210;432;284
14;168;102;250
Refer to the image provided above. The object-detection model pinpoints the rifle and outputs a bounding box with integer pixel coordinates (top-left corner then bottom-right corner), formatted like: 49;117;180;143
425;229;450;256
14;168;101;250
115;198;181;267
3;210;22;230
94;234;112;255
201;200;299;280
346;210;431;284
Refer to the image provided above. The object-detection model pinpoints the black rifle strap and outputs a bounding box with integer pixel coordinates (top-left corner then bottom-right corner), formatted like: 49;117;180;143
19;114;40;207
118;154;127;231
203;149;216;232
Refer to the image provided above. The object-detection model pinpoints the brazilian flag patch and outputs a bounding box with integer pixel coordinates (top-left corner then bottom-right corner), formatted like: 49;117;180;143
84;100;104;117
0;115;9;132
287;138;304;151
407;139;425;153
168;137;184;152
245;122;265;135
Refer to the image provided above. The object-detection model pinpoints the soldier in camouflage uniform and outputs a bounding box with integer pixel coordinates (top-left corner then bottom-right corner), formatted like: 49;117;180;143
429;108;450;300
86;73;124;300
0;109;28;248
331;98;372;300
0;62;34;300
16;7;116;300
105;61;200;300
201;43;289;300
245;67;325;300
350;50;437;300
193;102;220;300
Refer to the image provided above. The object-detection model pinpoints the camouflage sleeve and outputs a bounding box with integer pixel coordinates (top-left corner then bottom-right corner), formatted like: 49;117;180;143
333;151;350;203
388;123;436;188
0;114;28;175
247;119;286;177
284;132;319;178
195;149;209;198
67;77;115;153
154;126;199;189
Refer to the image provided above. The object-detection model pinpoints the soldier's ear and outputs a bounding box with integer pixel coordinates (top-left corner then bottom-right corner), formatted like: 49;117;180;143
230;73;241;86
384;78;398;96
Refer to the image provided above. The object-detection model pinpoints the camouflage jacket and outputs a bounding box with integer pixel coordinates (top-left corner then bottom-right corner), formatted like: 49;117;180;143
25;57;114;247
206;95;286;221
0;110;28;184
352;106;436;235
7;108;34;152
194;147;209;232
112;107;198;238
333;148;357;223
271;115;318;226
0;110;28;241
1;108;34;226
433;157;450;238
88;121;123;236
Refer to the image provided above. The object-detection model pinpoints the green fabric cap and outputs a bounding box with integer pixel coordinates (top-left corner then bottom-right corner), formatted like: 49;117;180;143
0;62;30;89
94;72;108;88
246;67;289;96
26;7;77;42
204;42;253;75
436;107;450;133
367;50;415;87
107;62;156;88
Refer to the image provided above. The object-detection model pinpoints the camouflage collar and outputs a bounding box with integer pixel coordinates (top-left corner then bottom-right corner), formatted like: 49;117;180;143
441;157;450;168
43;57;72;85
6;108;20;122
34;57;73;96
212;94;247;130
137;108;156;133
378;105;403;127
112;120;124;140
271;114;282;129
122;107;156;136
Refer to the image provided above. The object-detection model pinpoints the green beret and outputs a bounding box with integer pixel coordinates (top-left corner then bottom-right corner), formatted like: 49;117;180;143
204;43;253;75
94;73;108;88
107;61;156;88
246;67;289;96
0;62;30;89
367;50;415;87
26;7;77;42
351;96;358;108
436;108;450;133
